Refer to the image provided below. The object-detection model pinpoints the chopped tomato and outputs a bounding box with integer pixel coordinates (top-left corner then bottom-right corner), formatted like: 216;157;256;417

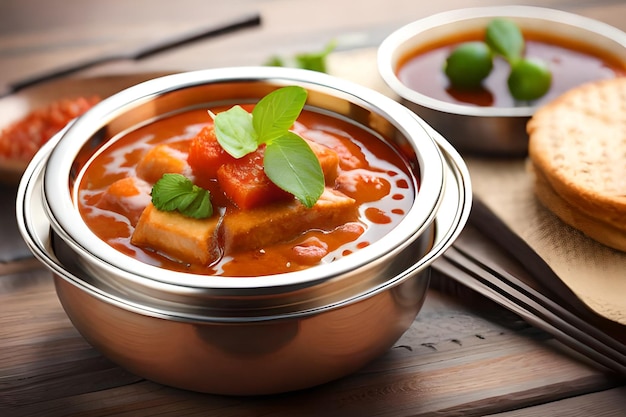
187;125;236;180
0;96;100;161
217;147;291;209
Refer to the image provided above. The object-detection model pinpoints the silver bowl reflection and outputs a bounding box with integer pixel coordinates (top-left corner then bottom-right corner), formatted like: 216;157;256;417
16;67;471;395
378;6;626;156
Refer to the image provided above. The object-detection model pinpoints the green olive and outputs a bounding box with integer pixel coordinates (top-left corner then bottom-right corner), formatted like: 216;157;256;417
507;58;552;101
444;41;493;90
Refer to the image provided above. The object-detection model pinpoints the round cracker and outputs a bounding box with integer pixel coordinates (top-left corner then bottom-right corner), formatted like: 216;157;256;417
529;161;626;252
527;77;626;231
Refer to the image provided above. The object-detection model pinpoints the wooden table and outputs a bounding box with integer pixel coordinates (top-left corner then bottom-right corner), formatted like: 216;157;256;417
1;1;625;415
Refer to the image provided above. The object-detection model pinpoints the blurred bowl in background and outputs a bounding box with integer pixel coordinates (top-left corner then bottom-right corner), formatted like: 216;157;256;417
377;6;626;156
0;72;172;185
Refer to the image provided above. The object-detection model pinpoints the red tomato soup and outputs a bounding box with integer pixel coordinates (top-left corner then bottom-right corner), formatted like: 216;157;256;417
77;106;416;276
397;30;626;107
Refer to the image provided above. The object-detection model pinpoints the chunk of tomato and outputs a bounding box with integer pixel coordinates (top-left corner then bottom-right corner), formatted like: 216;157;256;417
187;125;236;181
217;147;291;209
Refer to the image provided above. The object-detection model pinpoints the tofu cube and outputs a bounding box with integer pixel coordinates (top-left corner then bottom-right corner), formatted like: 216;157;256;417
131;203;220;265
221;188;358;253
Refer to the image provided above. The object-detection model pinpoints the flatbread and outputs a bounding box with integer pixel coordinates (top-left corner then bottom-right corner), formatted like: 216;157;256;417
529;161;626;251
527;77;626;251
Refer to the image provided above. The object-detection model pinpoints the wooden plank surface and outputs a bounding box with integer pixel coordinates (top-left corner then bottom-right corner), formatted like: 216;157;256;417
486;387;626;417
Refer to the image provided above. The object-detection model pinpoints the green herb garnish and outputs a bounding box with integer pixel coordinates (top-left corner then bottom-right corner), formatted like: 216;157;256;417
263;132;323;208
212;86;324;208
485;18;524;61
444;18;552;101
265;40;337;73
212;105;257;158
293;39;337;73
151;173;213;219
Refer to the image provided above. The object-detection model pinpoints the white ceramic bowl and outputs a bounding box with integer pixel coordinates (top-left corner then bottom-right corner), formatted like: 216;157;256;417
378;6;626;156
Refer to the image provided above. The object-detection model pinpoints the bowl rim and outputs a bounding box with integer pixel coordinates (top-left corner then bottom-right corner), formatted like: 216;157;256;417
40;66;446;292
377;5;626;118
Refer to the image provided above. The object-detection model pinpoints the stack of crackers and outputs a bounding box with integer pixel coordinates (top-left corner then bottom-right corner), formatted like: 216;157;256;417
527;77;626;252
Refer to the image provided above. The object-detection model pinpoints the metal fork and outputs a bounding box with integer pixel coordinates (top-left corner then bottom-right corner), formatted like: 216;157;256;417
432;199;626;376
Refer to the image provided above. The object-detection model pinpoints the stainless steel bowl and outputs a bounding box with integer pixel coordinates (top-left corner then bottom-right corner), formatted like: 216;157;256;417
378;6;626;156
16;67;471;395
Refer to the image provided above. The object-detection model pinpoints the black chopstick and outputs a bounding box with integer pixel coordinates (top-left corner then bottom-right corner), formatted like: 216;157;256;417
3;12;261;97
435;248;626;376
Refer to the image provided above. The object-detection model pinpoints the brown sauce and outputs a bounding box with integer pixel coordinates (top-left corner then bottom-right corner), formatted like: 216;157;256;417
77;107;416;276
397;29;626;107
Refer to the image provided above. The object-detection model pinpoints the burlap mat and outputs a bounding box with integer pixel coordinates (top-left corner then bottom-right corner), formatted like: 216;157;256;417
328;48;626;325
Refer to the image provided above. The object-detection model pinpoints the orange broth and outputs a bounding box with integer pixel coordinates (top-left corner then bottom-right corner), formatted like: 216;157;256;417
397;29;626;107
77;107;416;276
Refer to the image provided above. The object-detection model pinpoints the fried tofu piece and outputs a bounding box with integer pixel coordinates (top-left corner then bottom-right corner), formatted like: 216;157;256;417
221;188;358;253
131;203;220;265
131;188;357;266
136;144;191;184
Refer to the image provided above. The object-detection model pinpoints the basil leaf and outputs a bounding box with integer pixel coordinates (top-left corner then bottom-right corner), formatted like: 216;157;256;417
295;54;327;73
295;39;337;73
264;40;337;73
152;173;191;210
485;18;524;62
180;188;212;219
214;105;258;158
175;190;201;212
263;132;324;208
152;173;213;219
264;55;286;67
253;86;307;143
